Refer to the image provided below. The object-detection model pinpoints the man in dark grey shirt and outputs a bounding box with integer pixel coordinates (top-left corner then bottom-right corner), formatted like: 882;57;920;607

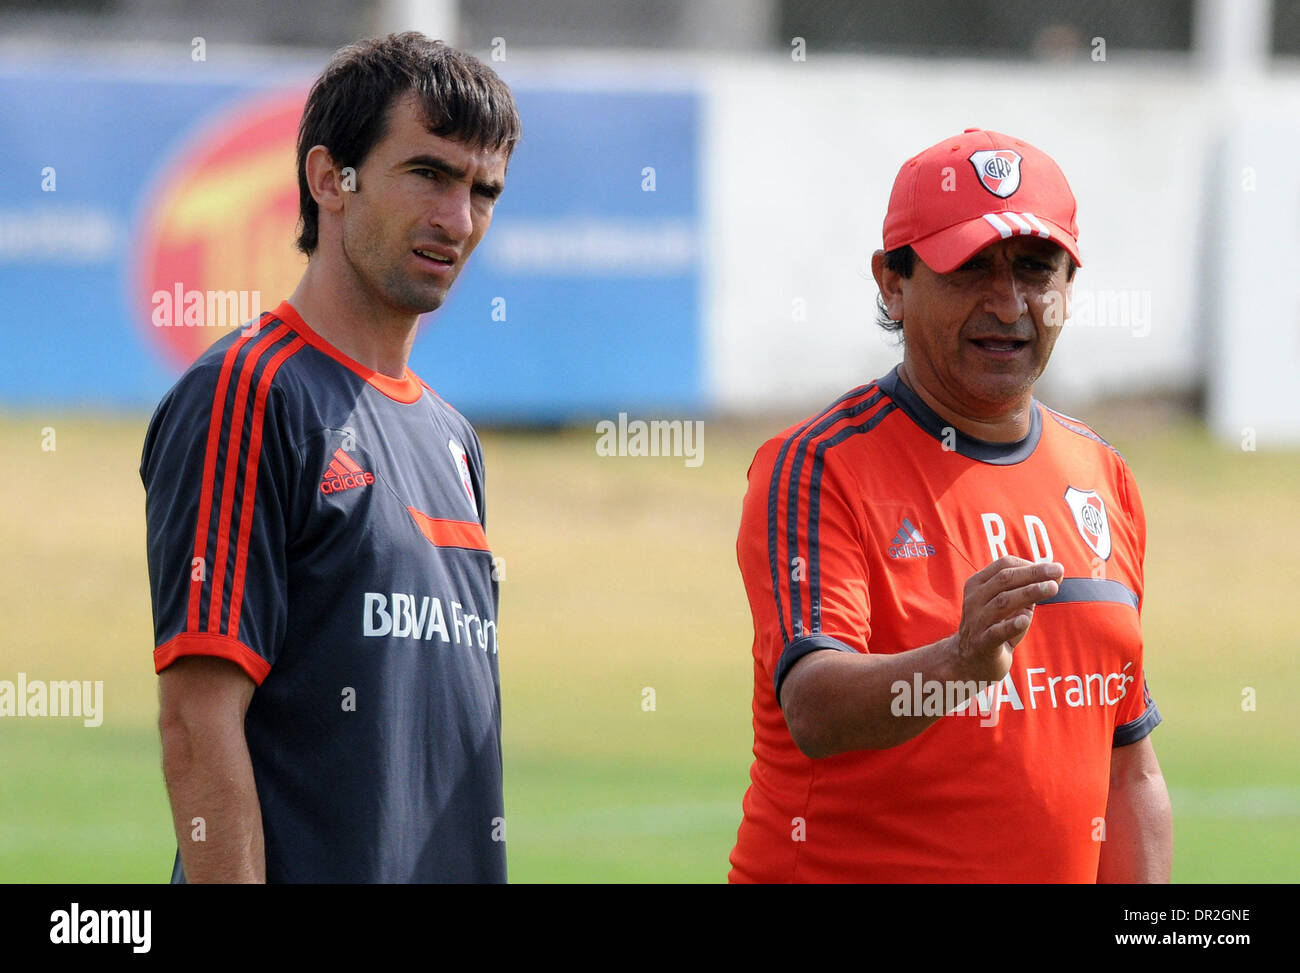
142;32;520;882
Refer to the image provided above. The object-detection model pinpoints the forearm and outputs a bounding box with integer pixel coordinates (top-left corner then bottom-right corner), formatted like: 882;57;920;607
779;557;1060;759
1097;758;1172;883
160;717;266;883
781;635;974;756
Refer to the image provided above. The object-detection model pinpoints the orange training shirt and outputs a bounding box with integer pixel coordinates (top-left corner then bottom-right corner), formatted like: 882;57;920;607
728;366;1160;883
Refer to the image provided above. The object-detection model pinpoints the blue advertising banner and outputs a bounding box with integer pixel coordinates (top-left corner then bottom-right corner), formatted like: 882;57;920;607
0;58;701;421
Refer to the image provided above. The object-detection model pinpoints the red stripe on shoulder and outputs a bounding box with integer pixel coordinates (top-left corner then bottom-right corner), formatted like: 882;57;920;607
226;336;305;641
188;328;276;633
204;324;291;635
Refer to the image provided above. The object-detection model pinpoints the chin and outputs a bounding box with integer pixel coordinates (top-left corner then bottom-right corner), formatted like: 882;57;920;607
963;370;1034;407
390;288;447;316
378;268;452;316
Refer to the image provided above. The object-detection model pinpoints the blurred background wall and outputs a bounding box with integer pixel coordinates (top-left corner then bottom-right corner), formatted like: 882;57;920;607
3;0;1298;441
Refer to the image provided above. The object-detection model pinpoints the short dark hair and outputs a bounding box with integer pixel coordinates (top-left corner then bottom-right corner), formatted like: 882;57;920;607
875;244;1078;335
295;32;522;256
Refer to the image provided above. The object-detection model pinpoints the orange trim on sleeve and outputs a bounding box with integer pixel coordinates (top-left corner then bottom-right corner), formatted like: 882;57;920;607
406;507;490;551
153;632;272;686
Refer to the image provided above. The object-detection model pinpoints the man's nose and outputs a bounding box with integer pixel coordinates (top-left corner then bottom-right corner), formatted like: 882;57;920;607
982;265;1027;324
431;185;474;241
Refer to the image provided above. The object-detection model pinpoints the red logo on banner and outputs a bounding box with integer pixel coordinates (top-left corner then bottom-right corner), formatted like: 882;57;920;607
134;88;308;369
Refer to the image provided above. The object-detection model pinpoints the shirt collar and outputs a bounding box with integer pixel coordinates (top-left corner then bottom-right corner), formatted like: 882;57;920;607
876;364;1041;465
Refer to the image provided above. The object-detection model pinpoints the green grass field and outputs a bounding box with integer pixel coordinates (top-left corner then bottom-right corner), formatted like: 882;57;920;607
0;410;1296;882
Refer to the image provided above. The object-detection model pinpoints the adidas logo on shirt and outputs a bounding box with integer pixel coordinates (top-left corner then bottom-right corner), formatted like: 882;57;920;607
888;517;937;559
320;448;375;495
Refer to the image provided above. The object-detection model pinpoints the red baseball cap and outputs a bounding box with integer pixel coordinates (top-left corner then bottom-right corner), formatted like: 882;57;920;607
882;128;1081;273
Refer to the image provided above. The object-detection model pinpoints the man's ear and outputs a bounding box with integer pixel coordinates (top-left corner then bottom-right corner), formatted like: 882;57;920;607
871;250;905;321
304;144;347;217
1045;277;1074;330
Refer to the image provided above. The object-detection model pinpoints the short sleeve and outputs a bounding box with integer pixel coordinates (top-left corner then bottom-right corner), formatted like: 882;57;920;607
141;352;298;686
1112;459;1160;745
736;435;871;706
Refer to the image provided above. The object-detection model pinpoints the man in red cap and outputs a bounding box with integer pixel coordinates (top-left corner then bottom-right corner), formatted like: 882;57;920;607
728;129;1172;883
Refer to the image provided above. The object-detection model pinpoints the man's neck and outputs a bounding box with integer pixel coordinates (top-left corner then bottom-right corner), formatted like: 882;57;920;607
287;258;419;380
897;360;1034;443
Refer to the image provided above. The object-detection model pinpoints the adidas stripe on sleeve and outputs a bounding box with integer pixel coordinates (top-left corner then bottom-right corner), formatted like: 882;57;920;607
141;325;304;684
738;384;891;704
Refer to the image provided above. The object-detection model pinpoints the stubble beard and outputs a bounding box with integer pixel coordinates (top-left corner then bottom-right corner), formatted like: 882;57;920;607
960;355;1043;415
342;218;448;318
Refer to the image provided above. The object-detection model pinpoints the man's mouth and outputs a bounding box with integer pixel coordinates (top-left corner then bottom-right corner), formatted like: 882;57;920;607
414;248;455;266
970;337;1029;354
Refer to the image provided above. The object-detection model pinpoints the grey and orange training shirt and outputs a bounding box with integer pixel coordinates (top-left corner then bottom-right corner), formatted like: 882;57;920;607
142;300;503;883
